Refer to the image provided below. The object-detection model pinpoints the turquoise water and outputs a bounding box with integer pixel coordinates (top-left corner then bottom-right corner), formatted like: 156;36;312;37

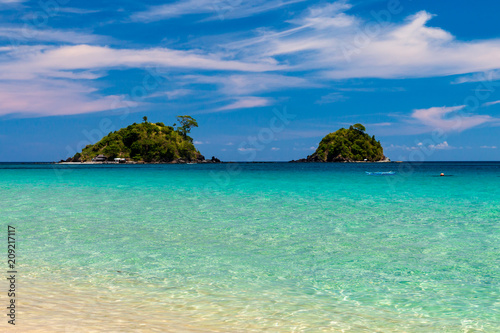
1;162;499;332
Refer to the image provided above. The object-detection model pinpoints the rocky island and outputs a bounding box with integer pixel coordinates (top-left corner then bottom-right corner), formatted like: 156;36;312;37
291;124;389;162
63;116;221;164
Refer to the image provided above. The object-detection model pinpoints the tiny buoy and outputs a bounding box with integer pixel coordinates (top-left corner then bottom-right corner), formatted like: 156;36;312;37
440;173;444;176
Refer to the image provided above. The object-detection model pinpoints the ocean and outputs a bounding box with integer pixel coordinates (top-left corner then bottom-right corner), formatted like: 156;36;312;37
1;162;499;332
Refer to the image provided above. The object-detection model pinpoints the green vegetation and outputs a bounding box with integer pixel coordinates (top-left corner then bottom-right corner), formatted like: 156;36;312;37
176;115;198;138
74;116;203;162
310;123;385;162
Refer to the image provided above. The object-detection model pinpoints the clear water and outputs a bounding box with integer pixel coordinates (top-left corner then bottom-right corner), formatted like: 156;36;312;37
1;162;499;332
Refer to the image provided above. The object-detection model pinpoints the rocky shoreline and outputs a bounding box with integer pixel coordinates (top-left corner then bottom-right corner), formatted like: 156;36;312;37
58;155;221;164
289;156;391;163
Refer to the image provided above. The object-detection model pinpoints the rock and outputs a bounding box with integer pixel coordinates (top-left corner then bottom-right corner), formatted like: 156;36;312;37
306;154;322;162
211;156;221;163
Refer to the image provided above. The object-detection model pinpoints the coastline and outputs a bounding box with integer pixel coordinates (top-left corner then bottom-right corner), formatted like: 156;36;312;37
56;160;398;164
20;272;482;333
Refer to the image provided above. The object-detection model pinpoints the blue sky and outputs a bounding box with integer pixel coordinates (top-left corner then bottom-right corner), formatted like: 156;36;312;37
0;0;499;161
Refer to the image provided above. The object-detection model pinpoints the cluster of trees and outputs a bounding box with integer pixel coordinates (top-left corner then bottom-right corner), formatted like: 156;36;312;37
75;116;201;162
312;124;384;162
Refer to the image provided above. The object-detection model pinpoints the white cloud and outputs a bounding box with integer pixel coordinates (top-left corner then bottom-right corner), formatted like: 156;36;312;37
0;27;107;44
148;89;193;100
217;97;272;111
0;44;279;81
131;0;305;22
225;7;500;79
5;1;500;120
483;100;500;107
271;147;280;151
316;92;347;104
0;44;280;117
185;73;313;96
371;122;392;126
57;7;101;15
0;79;128;117
0;0;26;3
165;89;192;99
286;1;355;31
429;141;453;150
453;70;500;84
292;146;316;151
388;141;455;151
480;145;497;149
386;144;415;151
411;105;493;132
0;24;113;48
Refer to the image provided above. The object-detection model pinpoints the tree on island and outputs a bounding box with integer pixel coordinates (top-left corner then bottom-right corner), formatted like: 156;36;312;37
352;123;366;132
143;116;148;123
176;115;198;139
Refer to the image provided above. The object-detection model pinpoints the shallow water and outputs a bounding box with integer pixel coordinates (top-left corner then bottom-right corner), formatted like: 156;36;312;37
1;162;499;332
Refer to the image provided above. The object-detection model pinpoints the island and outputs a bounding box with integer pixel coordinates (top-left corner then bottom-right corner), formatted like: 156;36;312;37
63;116;221;164
291;124;389;162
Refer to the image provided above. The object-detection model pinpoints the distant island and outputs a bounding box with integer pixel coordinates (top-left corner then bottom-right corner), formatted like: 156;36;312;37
291;124;389;162
63;116;220;164
62;120;388;164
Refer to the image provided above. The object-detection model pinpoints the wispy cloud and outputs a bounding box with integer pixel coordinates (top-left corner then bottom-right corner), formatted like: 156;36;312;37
411;105;493;132
165;89;193;100
4;0;500;121
0;79;127;117
0;44;279;81
0;44;280;117
453;70;500;84
428;141;454;150
147;89;193;100
217;97;272;111
316;92;347;104
0;27;109;44
225;6;500;79
131;0;305;22
57;7;101;15
387;141;457;151
184;73;313;96
483;100;500;107
0;0;26;4
480;145;497;149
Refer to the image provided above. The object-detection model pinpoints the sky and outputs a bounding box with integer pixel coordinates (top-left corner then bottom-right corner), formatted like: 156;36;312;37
0;0;499;162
